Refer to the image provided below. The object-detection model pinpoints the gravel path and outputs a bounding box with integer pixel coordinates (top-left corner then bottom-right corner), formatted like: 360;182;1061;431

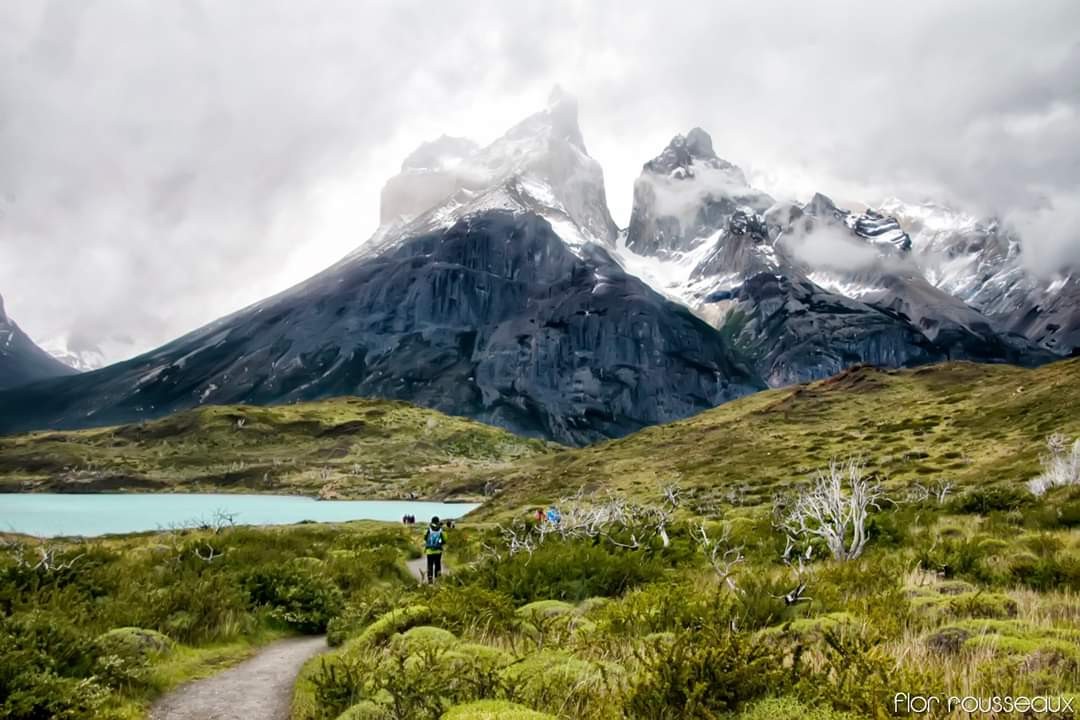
406;554;451;583
149;635;328;720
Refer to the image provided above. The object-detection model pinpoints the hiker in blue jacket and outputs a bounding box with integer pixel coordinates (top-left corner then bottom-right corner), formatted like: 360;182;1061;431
423;516;446;583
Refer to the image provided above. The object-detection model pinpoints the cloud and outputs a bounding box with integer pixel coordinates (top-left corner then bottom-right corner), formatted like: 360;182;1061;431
0;0;1076;363
1009;191;1080;277
781;223;899;275
636;163;756;230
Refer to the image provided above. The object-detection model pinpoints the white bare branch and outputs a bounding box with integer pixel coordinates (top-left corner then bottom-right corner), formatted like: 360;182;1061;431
1029;433;1080;496
779;458;884;562
694;522;743;591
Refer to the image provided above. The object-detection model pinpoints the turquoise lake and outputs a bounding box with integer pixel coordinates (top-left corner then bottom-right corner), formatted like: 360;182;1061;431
0;493;479;537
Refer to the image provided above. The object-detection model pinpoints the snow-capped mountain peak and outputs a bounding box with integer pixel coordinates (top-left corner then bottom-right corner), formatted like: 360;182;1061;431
626;128;773;258
370;89;617;258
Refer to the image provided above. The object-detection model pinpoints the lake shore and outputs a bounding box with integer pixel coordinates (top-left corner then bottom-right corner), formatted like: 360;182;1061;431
0;492;480;538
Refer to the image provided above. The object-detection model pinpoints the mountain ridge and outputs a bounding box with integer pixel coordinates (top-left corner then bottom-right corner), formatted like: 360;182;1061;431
0;102;1072;441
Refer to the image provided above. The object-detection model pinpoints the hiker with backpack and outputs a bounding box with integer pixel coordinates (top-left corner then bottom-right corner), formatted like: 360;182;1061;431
423;516;446;583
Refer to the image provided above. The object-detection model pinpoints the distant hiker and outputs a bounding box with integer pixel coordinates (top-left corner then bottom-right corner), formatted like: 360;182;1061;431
424;516;446;583
535;508;545;523
546;505;561;525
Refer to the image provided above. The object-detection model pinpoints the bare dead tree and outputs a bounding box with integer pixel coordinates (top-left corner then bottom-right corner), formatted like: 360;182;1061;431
1029;432;1080;496
905;480;953;505
1;537;84;573
206;510;238;534
779;458;884;562
694;522;744;591
192;541;223;562
496;521;541;557
774;549;814;607
933;481;954;504
494;484;683;556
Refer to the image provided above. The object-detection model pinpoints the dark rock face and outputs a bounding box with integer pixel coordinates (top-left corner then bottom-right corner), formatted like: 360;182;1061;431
0;212;763;445
0;293;77;390
1003;278;1080;355
710;274;1049;388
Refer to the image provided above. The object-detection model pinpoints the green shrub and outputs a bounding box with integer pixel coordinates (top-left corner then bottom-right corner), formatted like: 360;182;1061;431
328;586;412;647
391;626;458;653
626;628;783;718
1005;538;1080;591
427;585;517;636
465;539;668;603
316;633;490;720
326;547;411;593
244;559;345;633
789;624;897;716
735;697;860;720
0;671;108;720
143;570;256;643
592;582;720;637
501;650;617;717
337;699;393;720
0;611;95;678
442;700;556;719
950;485;1034;514
441;643;515;699
91;626;173;690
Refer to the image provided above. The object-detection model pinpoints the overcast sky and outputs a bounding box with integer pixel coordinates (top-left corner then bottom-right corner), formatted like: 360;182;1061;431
2;0;1078;364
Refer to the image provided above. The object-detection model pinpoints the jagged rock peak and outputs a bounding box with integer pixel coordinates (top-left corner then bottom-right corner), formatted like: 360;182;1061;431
806;192;840;218
377;89;617;245
685;127;716;159
643;127;744;183
545;85;586;151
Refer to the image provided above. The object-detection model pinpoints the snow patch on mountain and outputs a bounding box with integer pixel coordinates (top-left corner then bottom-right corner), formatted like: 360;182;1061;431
42;337;107;372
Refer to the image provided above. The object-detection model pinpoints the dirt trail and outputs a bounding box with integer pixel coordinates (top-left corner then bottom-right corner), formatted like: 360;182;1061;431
149;635;327;720
406;554;452;582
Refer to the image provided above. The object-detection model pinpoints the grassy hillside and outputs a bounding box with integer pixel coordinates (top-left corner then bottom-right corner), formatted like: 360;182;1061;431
462;358;1080;515
3;360;1079;719
0;397;550;499
3;359;1079;512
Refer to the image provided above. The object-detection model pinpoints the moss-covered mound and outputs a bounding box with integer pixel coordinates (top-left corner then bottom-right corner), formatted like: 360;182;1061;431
391;625;458;653
337;700;393;720
442;700;556;720
514;600;574;620
355;605;432;647
93;627;173;661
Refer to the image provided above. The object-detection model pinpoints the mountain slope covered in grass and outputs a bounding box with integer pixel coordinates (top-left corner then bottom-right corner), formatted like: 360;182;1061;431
464;357;1080;514
4;358;1079;515
0;397;550;499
